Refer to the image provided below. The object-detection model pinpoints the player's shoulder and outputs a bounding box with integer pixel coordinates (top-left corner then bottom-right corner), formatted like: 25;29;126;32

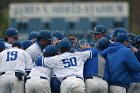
120;46;131;53
25;43;37;53
26;43;35;50
26;42;41;52
0;49;7;54
51;54;60;59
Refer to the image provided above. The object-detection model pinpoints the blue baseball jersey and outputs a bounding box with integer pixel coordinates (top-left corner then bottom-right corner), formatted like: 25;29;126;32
83;48;98;78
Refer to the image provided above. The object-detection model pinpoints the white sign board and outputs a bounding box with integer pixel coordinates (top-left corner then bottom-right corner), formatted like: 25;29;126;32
10;2;129;18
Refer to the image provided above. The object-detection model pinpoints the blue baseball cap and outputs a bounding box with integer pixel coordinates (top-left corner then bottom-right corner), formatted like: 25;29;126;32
105;34;112;40
112;27;128;37
59;38;71;48
78;39;89;46
127;33;136;43
53;31;64;40
38;30;53;40
89;42;95;47
12;41;23;48
115;33;129;43
134;36;140;43
44;45;58;57
28;31;38;40
22;40;32;50
96;37;110;50
5;28;18;37
52;37;59;42
93;25;106;34
0;41;5;49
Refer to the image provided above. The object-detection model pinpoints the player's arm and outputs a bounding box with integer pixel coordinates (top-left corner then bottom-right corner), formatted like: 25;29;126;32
26;48;38;63
80;48;98;62
84;48;98;57
100;47;111;59
43;56;57;68
126;49;140;72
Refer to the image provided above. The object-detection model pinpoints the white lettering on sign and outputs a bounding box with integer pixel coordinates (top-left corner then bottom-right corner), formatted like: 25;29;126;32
10;2;129;18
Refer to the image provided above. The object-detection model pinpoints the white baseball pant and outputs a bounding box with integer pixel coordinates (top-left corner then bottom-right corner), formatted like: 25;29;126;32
0;72;24;93
61;76;85;93
109;85;126;93
26;77;51;93
85;76;108;93
128;83;140;93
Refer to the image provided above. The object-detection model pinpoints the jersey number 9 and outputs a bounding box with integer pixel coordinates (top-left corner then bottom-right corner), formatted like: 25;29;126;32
62;57;77;68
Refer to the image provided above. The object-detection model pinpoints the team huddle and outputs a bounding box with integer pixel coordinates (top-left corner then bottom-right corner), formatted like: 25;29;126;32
0;25;140;93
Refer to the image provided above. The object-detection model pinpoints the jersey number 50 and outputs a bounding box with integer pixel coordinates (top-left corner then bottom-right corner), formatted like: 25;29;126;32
62;57;77;68
6;51;18;61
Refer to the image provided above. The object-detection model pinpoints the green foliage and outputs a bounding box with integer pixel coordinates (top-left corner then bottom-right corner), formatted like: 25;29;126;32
0;9;8;38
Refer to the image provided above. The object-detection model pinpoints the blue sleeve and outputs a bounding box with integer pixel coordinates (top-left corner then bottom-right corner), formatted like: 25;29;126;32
35;57;43;66
126;49;140;72
91;48;98;57
84;48;98;57
100;48;110;59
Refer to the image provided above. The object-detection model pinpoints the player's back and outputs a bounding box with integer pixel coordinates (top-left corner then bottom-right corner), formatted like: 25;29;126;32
0;47;32;72
44;50;91;81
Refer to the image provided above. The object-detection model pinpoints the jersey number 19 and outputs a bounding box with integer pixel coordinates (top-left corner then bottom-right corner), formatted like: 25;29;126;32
6;51;18;61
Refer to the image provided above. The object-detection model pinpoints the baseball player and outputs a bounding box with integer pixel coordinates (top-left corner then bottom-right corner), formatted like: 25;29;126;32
42;38;98;93
103;33;140;93
78;39;108;93
26;45;58;93
0;41;33;93
127;33;136;44
92;25;107;41
68;33;79;48
50;31;64;93
96;37;110;78
26;30;52;63
28;31;39;44
127;35;140;93
4;28;20;49
101;27;128;58
53;31;64;40
111;27;128;41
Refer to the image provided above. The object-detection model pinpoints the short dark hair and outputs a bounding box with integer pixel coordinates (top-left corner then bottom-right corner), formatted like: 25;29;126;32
4;36;8;42
43;52;57;57
0;49;4;52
